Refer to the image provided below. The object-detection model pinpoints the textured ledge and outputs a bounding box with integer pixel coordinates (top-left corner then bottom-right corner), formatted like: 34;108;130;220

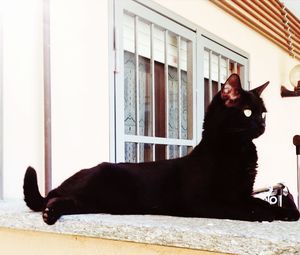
0;200;299;255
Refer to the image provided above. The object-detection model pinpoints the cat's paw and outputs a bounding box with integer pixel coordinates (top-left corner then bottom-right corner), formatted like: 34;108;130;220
274;207;300;221
43;207;60;225
250;210;275;222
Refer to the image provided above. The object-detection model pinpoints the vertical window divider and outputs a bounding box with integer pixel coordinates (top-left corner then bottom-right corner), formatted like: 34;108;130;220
150;23;156;161
177;35;182;157
208;50;213;102
234;62;238;73
226;58;230;77
218;54;221;90
164;29;170;159
134;15;140;163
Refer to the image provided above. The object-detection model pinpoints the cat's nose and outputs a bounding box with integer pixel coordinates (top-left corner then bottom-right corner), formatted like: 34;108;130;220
259;123;266;133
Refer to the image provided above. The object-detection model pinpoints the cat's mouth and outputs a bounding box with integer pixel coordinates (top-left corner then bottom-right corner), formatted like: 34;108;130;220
254;123;266;137
227;125;265;139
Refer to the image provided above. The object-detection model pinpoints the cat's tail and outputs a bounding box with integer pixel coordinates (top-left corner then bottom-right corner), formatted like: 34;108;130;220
23;166;45;211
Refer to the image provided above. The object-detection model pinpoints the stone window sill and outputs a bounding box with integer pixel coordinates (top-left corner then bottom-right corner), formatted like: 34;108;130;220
0;200;299;254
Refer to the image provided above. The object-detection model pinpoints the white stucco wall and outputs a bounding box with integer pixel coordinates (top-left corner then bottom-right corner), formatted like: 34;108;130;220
2;0;45;198
49;0;110;189
1;0;110;198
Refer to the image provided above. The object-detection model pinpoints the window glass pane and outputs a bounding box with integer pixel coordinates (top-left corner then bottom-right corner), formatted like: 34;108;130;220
204;78;218;110
123;13;135;54
137;19;153;137
139;55;152;137
182;40;193;140
139;143;153;162
153;60;165;138
181;146;193;156
211;52;219;81
220;57;228;83
168;65;179;139
124;17;153;137
167;35;193;140
228;60;242;76
167;33;179;139
169;145;179;159
124;51;137;135
155;144;166;161
181;70;188;139
125;142;137;163
153;26;165;63
125;143;155;163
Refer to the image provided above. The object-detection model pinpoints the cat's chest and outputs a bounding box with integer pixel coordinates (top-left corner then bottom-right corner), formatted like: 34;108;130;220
218;142;257;172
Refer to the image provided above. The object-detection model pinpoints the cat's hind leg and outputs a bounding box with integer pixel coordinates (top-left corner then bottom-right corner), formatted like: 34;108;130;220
43;197;78;225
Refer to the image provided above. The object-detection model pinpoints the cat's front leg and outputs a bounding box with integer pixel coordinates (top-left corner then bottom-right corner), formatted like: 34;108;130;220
182;200;275;222
43;197;78;225
248;197;299;222
186;198;299;222
272;206;300;221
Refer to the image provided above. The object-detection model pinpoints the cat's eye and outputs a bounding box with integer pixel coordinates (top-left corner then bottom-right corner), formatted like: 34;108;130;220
243;109;252;117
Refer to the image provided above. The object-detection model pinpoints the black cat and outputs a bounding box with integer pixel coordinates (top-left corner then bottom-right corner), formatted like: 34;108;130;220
23;74;300;225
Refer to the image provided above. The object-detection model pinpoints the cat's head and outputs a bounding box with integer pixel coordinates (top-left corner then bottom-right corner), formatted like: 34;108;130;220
203;74;269;141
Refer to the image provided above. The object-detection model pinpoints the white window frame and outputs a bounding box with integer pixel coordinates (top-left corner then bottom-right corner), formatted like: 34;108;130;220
110;0;249;163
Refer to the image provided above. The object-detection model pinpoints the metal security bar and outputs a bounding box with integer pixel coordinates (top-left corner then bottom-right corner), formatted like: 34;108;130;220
208;50;213;102
164;29;170;159
134;15;140;163
150;23;156;161
177;35;182;157
217;54;221;91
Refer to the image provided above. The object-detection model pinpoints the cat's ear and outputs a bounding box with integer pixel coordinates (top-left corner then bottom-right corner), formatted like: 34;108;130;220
221;73;242;107
251;81;269;96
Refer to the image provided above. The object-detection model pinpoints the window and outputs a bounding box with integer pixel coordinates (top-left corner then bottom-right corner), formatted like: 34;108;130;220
114;0;197;163
112;0;249;163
